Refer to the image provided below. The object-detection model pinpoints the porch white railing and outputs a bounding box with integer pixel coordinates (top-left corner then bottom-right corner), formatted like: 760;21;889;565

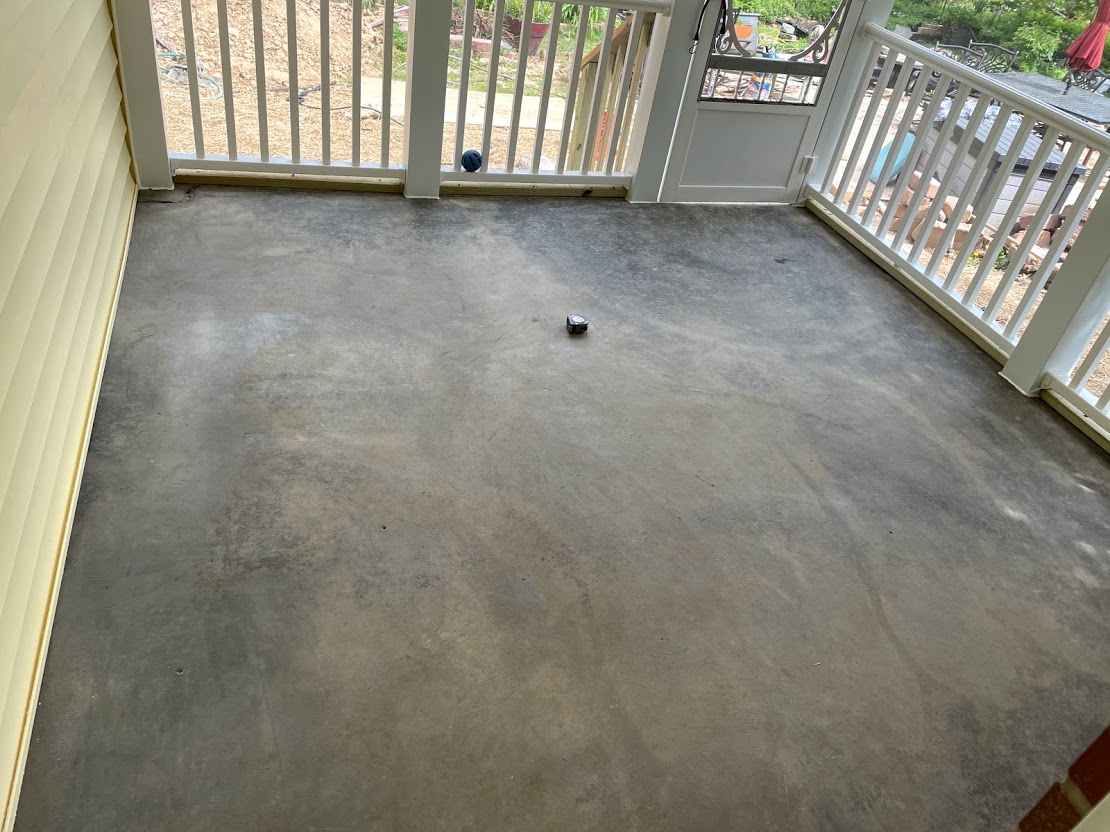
170;0;402;178
442;0;657;185
143;0;662;189
807;23;1110;437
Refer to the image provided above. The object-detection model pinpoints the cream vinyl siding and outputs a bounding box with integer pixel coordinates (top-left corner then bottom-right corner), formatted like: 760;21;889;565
0;0;137;827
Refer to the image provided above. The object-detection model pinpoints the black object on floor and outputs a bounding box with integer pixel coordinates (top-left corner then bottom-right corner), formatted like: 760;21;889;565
567;314;588;334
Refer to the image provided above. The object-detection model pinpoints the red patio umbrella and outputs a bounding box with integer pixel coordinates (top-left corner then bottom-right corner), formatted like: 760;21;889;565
1067;0;1110;73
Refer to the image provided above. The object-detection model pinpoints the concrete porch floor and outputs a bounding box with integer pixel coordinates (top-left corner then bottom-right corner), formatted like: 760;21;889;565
16;189;1110;831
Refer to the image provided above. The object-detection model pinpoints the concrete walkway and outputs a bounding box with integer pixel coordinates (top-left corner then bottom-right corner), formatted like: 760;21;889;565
15;190;1110;832
360;76;568;128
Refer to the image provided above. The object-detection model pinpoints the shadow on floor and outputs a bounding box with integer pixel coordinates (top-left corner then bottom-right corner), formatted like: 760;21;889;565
16;189;1110;832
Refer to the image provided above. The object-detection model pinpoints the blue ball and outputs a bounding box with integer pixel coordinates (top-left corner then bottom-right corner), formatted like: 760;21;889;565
461;149;482;172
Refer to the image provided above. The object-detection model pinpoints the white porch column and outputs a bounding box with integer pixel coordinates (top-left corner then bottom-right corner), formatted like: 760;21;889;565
625;0;715;203
803;0;894;198
1000;189;1110;394
403;0;452;198
109;0;173;189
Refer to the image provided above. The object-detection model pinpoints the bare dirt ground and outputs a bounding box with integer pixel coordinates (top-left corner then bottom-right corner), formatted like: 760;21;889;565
152;0;592;170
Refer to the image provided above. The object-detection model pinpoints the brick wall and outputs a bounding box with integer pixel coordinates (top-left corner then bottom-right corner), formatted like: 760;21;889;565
1020;728;1110;832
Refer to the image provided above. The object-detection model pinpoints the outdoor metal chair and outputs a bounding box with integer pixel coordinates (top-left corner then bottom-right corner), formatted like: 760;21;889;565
934;43;986;67
968;41;1019;72
1076;68;1110;93
906;44;984;101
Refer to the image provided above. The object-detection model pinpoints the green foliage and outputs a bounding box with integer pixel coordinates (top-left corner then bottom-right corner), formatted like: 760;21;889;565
530;1;554;23
743;0;837;21
500;0;546;21
887;0;1108;75
470;0;569;23
1012;23;1063;70
558;3;608;25
754;21;814;52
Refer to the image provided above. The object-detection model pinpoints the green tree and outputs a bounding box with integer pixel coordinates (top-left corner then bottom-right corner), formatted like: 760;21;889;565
888;0;1107;74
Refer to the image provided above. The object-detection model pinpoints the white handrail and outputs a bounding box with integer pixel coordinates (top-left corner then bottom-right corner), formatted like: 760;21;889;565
861;22;1110;154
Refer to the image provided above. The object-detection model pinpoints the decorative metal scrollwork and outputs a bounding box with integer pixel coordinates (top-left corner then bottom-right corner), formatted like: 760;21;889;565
713;12;754;57
712;0;849;64
1063;67;1109;94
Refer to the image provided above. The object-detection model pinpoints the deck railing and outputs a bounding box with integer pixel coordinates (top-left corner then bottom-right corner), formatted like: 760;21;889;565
441;0;657;185
167;0;402;178
807;23;1110;437
138;0;662;189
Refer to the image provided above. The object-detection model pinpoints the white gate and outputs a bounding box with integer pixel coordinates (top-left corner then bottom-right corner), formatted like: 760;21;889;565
655;0;890;203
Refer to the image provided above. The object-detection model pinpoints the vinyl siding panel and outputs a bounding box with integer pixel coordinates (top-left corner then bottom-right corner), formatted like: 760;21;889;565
0;0;137;826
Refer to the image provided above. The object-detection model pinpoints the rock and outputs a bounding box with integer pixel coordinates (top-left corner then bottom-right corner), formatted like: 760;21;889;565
908;171;940;200
890;196;927;232
1036;229;1053;248
908;217;971;254
952;222;973;252
1023;245;1048;274
1021;244;1047;274
830;180;878;208
940;194;972;224
907;201;937;240
912;220;948;251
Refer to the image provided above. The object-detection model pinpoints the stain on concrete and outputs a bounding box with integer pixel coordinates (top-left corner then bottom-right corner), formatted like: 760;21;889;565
15;189;1110;832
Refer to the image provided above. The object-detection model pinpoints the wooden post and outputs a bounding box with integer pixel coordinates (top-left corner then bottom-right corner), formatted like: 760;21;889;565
403;0;452;197
568;63;597;171
597;45;623;169
615;17;654;171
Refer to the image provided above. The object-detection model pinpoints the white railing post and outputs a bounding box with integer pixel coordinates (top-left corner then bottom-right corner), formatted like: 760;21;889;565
624;0;709;203
108;0;173;189
1001;191;1110;394
403;0;452;197
804;0;894;199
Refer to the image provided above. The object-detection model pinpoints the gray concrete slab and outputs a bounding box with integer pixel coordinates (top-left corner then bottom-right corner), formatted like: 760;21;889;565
16;189;1110;832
